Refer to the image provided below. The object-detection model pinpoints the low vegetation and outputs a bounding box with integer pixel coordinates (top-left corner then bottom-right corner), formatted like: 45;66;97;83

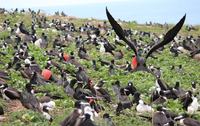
0;9;199;126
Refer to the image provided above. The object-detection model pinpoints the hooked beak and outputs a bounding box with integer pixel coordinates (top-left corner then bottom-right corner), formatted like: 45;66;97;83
162;107;171;111
85;96;96;99
80;102;90;105
109;114;117;117
162;122;170;126
162;90;170;94
174;115;183;121
77;81;83;84
0;85;5;88
46;107;53;111
124;89;129;92
31;84;37;87
79;115;86;119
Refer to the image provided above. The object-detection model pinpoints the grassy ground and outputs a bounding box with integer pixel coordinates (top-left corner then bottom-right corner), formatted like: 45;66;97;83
0;11;200;126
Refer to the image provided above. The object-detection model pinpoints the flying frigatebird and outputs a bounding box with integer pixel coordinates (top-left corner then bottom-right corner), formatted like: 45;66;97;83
106;7;186;75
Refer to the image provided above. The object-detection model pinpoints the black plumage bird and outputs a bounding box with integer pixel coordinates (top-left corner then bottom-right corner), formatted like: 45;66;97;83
155;75;169;91
114;50;124;60
115;91;140;116
152;106;170;126
79;113;98;126
56;72;69;87
112;80;121;92
84;80;112;102
78;46;93;61
20;83;42;113
91;60;99;71
76;67;89;84
125;81;137;96
154;67;162;77
151;90;168;105
102;113;116;126
64;79;77;97
13;62;24;71
19;22;30;35
114;88;129;102
30;71;48;86
0;105;4;115
109;65;117;76
60;101;82;126
0;83;21;100
106;7;186;74
174;113;200;126
98;58;110;66
27;56;42;74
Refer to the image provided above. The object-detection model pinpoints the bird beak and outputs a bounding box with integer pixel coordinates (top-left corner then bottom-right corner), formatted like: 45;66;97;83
11;36;17;38
174;115;183;121
162;123;169;126
46;107;53;111
109;115;117;117
124;89;129;92
85;96;96;99
0;85;5;88
162;90;170;94
80;102;90;105
162;107;171;111
79;115;86;119
77;81;83;84
31;84;37;87
172;88;178;92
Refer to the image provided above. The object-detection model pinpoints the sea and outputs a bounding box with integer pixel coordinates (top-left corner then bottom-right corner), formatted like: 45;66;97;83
15;0;200;25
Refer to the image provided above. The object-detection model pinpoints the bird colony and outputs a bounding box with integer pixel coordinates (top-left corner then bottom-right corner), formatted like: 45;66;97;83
0;7;200;126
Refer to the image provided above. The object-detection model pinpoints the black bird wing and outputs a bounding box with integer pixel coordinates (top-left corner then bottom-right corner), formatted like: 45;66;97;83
157;78;169;90
151;96;167;105
152;113;168;126
145;14;186;58
29;93;42;113
19;25;29;35
106;7;138;56
60;109;80;126
190;48;200;57
183;118;200;126
20;91;41;113
38;96;51;103
5;89;20;99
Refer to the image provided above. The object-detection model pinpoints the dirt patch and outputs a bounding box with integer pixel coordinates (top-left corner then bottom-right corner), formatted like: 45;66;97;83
53;108;65;116
136;25;143;28
6;100;26;114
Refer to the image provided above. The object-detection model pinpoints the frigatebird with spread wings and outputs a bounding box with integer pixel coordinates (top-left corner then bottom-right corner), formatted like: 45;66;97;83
106;7;186;75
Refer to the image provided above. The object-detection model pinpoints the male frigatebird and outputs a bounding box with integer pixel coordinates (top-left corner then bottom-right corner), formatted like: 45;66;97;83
106;7;186;74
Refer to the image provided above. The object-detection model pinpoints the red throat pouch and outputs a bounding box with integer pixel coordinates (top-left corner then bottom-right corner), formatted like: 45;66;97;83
132;56;137;67
41;69;52;80
89;98;93;103
63;54;68;61
121;51;124;56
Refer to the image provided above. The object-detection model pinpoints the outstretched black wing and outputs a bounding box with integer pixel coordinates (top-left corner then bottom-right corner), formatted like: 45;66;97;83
106;7;138;56
145;14;186;58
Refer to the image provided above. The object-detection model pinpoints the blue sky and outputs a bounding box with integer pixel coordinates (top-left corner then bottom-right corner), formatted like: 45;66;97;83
1;0;200;25
1;0;126;8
